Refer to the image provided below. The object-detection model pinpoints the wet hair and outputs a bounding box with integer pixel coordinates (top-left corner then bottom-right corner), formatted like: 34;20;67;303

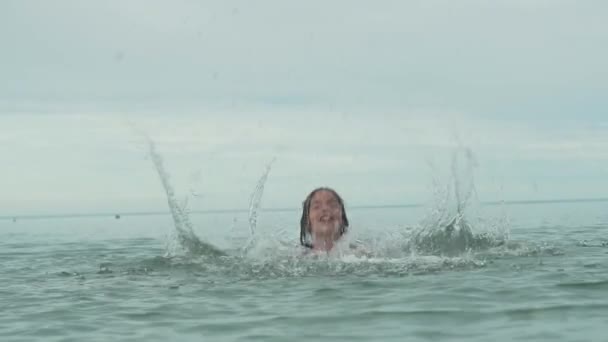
300;187;349;248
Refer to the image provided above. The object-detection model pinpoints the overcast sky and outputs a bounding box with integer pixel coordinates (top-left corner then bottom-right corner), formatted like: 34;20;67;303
1;0;607;215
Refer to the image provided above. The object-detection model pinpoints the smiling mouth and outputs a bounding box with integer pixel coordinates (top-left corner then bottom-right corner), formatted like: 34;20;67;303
319;215;333;223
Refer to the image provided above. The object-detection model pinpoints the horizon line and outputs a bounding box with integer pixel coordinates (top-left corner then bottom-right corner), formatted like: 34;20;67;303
2;197;608;221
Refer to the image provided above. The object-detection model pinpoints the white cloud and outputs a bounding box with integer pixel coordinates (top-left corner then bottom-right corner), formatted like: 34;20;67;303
2;0;606;117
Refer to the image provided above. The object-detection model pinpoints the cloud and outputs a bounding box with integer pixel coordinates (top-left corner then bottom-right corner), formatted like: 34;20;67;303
2;0;606;118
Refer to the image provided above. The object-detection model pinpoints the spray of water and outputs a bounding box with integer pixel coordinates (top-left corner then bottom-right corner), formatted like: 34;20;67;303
146;139;225;257
241;158;276;254
410;146;508;256
248;158;276;236
140;128;511;276
236;146;505;261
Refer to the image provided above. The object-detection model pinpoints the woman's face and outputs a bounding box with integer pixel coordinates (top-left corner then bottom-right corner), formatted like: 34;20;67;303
308;190;343;238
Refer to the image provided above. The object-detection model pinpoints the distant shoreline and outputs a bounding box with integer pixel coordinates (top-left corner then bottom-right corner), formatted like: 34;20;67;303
2;197;608;221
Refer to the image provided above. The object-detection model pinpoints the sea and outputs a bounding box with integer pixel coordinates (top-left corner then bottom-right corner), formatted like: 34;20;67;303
1;146;607;341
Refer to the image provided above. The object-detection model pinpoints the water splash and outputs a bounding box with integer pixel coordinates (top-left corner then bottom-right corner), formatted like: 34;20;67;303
248;158;276;236
241;158;276;254
411;147;508;256
452;146;477;216
146;139;225;257
142;134;510;276
235;146;506;261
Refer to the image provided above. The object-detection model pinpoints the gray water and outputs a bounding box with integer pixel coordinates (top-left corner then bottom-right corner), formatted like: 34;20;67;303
2;201;608;342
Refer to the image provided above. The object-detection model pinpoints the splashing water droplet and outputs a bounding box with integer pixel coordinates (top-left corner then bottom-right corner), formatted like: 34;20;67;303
242;158;276;254
411;146;509;256
248;158;275;236
146;138;225;257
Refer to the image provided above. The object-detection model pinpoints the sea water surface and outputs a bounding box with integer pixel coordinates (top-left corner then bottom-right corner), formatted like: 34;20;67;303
2;199;608;342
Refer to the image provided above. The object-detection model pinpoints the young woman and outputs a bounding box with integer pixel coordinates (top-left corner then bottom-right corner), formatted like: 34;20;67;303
300;187;349;252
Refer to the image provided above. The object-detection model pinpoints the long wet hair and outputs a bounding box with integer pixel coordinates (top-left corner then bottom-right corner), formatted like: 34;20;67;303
300;187;349;248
